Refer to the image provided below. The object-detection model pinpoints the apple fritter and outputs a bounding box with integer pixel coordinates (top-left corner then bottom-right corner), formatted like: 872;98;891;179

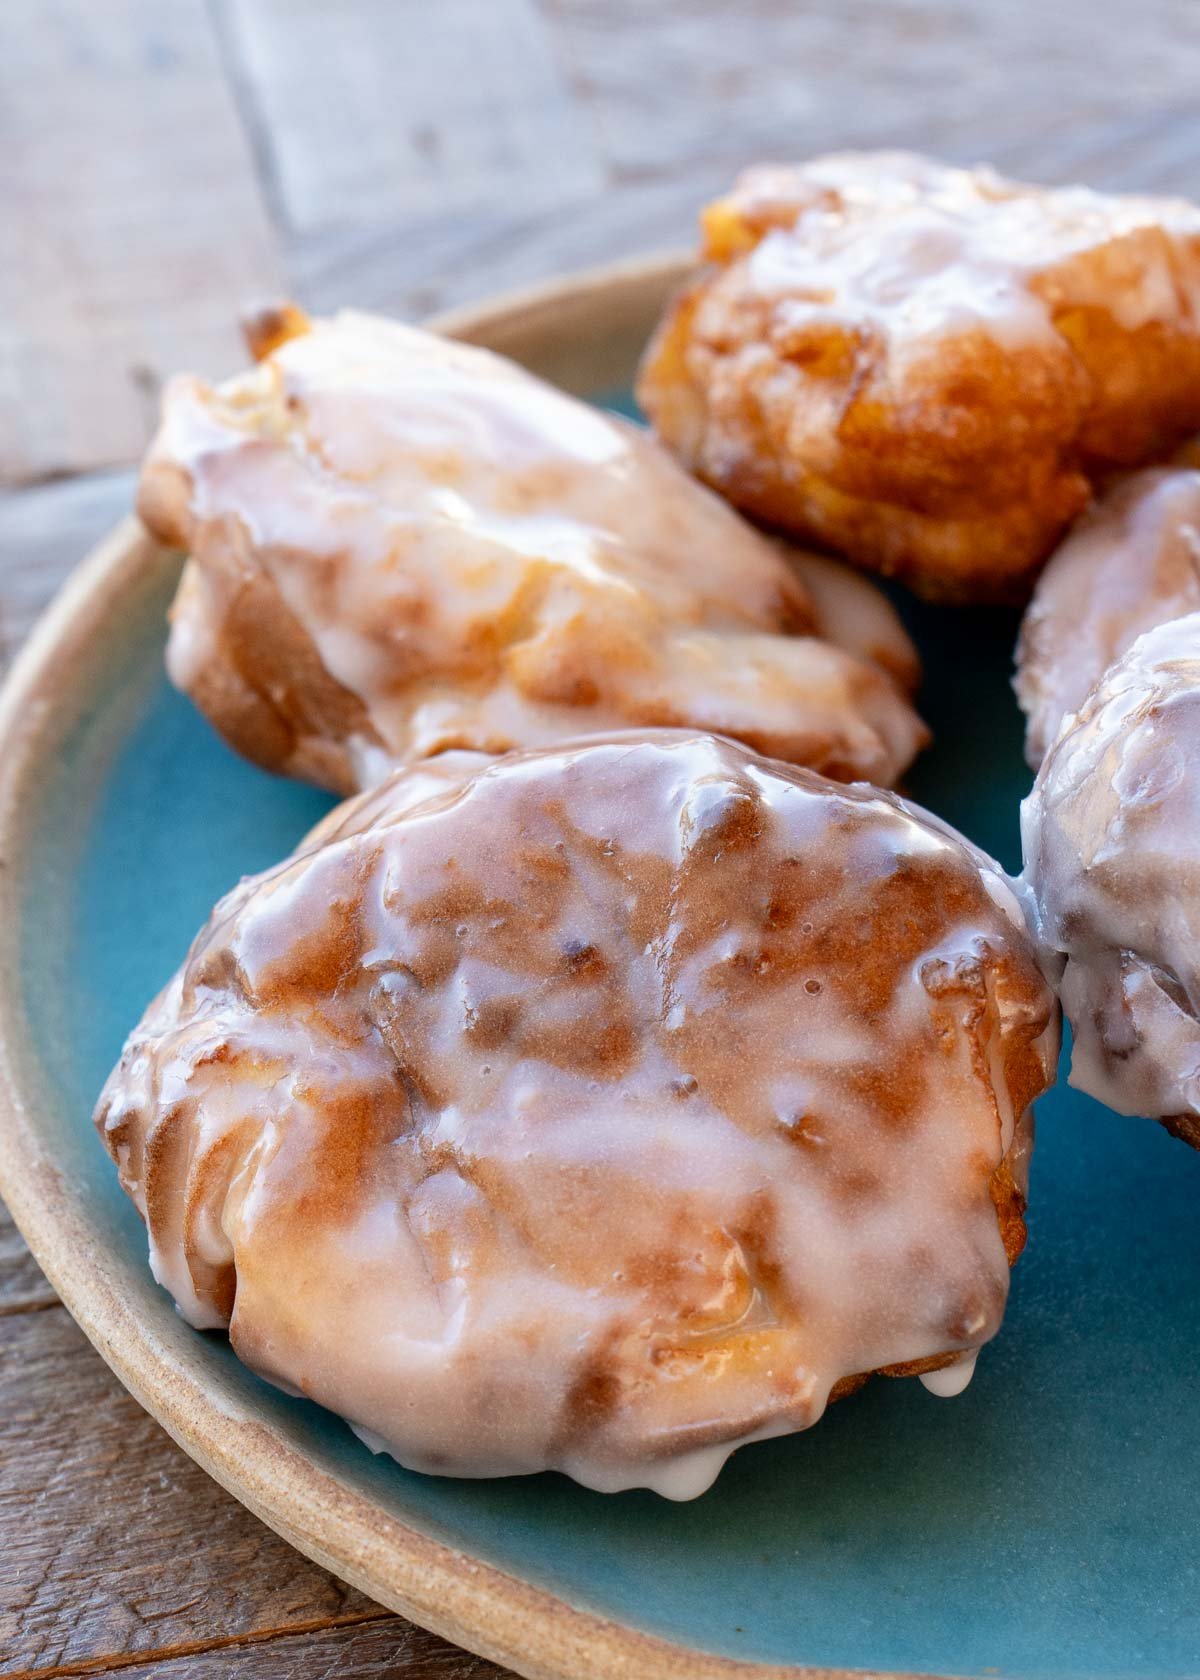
637;152;1200;603
97;732;1058;1496
139;307;926;793
1016;464;1200;765
1022;615;1200;1146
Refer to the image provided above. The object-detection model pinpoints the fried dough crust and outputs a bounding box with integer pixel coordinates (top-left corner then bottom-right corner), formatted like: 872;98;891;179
638;153;1200;603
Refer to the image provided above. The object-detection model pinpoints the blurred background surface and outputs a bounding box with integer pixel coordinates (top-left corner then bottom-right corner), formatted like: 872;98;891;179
2;3;1198;1675
4;0;1200;659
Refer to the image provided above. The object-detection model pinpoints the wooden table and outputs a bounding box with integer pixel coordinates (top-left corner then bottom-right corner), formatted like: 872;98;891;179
3;3;1200;1674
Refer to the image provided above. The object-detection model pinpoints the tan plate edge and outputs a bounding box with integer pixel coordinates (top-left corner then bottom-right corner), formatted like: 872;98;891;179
0;252;947;1680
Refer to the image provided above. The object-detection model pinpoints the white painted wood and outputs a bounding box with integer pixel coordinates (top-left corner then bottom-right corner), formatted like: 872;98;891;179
0;472;136;669
0;0;282;484
547;0;1200;186
214;0;603;233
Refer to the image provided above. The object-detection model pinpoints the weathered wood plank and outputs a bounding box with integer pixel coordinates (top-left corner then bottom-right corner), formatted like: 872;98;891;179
0;472;137;672
0;1201;57;1317
546;0;1200;186
288;21;1200;330
290;170;706;322
213;0;603;235
0;1308;386;1673
13;1617;512;1679
0;0;281;485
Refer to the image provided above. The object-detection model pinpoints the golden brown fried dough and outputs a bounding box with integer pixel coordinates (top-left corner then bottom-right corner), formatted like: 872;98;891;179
139;309;926;793
1016;464;1200;766
637;152;1200;603
97;731;1058;1496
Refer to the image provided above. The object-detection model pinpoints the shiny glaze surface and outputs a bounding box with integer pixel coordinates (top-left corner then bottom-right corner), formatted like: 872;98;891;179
704;153;1200;350
637;151;1200;602
97;732;1057;1498
1016;465;1200;765
138;310;924;793
1022;614;1200;1137
784;548;921;694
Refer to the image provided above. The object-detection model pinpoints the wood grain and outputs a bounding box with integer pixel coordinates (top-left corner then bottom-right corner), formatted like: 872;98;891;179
0;1307;398;1675
292;0;1200;327
0;1202;56;1317
15;1618;511;1679
291;171;708;323
212;0;602;234
0;0;281;484
546;0;1200;186
0;474;136;673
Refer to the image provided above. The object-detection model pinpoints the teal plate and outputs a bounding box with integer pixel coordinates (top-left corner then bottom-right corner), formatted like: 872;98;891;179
1;268;1198;1680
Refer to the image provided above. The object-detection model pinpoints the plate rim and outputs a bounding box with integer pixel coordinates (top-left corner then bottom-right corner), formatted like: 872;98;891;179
0;252;941;1680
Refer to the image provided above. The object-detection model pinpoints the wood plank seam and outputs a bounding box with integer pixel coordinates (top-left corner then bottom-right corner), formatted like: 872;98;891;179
0;0;285;484
204;0;289;236
2;1608;398;1680
0;1295;60;1320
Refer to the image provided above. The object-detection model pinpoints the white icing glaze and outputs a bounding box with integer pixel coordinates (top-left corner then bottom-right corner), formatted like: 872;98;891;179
919;1351;978;1398
144;311;925;792
351;1413;797;1500
1016;466;1200;766
782;548;921;693
733;152;1200;362
1022;614;1200;1126
97;732;1058;1496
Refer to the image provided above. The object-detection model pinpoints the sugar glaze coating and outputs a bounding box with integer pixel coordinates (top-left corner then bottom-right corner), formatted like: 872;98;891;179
138;309;925;794
1022;616;1200;1143
1016;465;1200;766
785;548;922;694
98;733;1058;1496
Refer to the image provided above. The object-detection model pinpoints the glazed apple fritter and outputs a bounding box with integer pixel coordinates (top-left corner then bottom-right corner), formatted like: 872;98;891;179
637;152;1200;603
138;307;926;794
1016;463;1200;766
97;732;1058;1496
1022;615;1200;1148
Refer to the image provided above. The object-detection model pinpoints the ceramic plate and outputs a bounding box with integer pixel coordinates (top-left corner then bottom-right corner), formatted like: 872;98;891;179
2;258;1198;1680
